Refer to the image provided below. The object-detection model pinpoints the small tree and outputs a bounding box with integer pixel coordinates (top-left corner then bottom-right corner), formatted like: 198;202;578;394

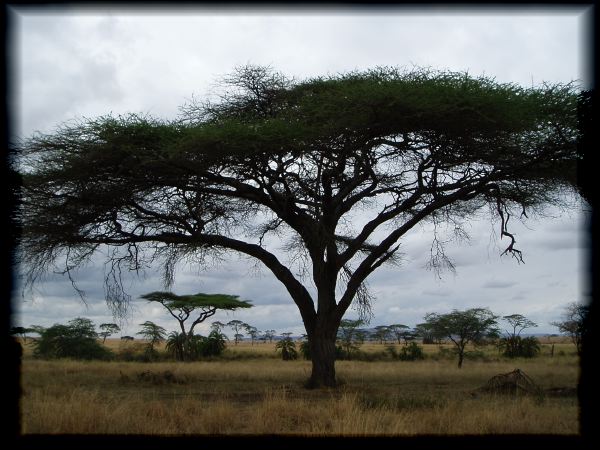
276;333;298;360
211;321;227;333
137;321;167;360
227;320;248;345
98;323;121;344
551;302;589;356
337;319;364;356
372;325;391;344
263;329;276;344
423;308;499;368
140;291;251;360
500;314;538;358
33;317;112;360
244;325;259;345
414;322;444;344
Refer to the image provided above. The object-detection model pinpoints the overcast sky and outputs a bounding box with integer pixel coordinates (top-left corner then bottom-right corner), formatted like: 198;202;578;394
8;5;593;338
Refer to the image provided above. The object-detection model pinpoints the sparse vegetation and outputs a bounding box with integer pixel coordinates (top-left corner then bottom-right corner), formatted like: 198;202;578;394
19;339;579;435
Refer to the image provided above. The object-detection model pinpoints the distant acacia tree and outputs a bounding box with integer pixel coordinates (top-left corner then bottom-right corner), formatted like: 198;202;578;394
337;319;364;356
551;302;589;356
263;329;276;343
227;320;248;345
16;65;582;387
499;314;538;358
414;322;445;345
388;324;414;344
98;323;121;343
372;325;391;344
244;325;259;345
137;321;167;359
423;308;500;368
140;291;251;360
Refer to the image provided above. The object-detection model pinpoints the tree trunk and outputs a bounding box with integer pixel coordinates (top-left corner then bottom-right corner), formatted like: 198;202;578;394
306;325;338;388
457;351;464;368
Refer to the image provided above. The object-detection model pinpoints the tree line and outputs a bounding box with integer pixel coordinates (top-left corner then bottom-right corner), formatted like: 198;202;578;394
12;301;587;367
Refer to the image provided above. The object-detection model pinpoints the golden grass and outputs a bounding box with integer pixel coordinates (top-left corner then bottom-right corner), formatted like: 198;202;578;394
19;346;580;436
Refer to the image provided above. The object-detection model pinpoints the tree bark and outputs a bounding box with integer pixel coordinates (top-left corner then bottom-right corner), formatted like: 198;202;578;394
306;321;338;388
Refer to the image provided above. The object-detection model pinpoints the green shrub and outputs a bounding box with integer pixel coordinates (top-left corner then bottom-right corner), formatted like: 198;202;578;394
499;336;541;358
275;337;298;360
33;318;113;361
398;342;425;361
166;330;227;361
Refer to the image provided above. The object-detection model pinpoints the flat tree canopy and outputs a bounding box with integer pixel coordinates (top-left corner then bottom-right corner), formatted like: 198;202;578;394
14;65;581;387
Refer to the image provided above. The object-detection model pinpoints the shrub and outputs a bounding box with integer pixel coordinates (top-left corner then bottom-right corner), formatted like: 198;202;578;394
299;340;311;360
33;318;113;360
499;336;541;358
275;337;298;360
385;343;425;361
199;330;227;357
166;330;227;361
398;342;425;361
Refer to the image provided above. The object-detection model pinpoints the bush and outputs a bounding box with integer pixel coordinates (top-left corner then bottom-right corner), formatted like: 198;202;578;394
166;330;227;361
398;342;425;361
33;318;113;360
499;336;541;358
299;340;311;360
275;337;298;360
385;343;425;361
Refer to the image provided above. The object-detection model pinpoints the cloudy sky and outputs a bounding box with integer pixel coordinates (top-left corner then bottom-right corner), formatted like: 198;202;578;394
8;5;593;338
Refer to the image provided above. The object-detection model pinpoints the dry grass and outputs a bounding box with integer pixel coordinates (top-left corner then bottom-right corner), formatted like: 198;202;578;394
19;344;580;436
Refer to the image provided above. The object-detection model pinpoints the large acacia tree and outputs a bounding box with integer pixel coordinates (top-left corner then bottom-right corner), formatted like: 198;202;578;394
15;65;580;387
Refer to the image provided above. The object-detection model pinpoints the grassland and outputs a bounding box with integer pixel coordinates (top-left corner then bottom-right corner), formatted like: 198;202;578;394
18;339;580;435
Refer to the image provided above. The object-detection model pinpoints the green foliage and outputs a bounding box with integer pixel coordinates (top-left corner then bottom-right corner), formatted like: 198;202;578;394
165;330;227;361
33;317;113;360
385;342;425;361
299;340;311;360
337;319;365;356
200;330;227;357
499;336;541;358
141;291;252;312
551;302;589;356
136;321;167;353
398;342;425;361
275;337;298;361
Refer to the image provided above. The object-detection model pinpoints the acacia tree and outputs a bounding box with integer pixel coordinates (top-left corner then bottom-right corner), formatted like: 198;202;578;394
423;308;500;368
500;314;538;357
337;318;364;355
136;321;167;353
227;320;248;345
15;65;581;387
98;323;121;343
244;324;259;345
140;291;251;359
551;302;589;356
388;324;412;344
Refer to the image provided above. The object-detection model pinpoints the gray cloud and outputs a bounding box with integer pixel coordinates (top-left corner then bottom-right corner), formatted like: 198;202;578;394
482;280;519;289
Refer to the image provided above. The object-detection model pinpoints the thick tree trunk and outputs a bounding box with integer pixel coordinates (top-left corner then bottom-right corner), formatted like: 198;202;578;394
306;323;338;388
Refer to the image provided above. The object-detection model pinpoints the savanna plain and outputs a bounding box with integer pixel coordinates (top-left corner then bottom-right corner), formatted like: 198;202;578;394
19;338;579;436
